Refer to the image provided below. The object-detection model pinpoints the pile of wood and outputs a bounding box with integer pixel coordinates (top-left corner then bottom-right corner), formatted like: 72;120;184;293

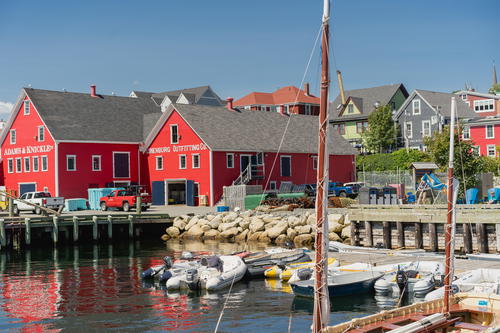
261;196;314;209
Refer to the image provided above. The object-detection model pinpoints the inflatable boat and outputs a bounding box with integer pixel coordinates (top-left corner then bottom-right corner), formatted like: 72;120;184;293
264;257;338;281
243;248;310;278
186;255;247;291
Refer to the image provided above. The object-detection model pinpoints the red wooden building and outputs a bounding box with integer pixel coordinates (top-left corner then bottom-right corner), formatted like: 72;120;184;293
464;116;500;158
455;90;500;117
1;86;356;206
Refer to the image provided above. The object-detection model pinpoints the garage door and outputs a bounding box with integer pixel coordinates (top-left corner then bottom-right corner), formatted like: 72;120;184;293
152;181;165;205
19;183;36;195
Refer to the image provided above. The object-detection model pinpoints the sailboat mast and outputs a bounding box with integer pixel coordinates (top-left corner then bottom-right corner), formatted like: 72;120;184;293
313;0;330;332
443;97;456;313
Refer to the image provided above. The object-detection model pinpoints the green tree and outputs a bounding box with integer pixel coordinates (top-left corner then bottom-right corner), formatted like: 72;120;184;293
488;83;500;95
361;105;396;153
424;125;484;195
356;149;431;172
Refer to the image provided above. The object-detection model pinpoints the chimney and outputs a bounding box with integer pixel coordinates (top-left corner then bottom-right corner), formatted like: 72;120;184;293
226;97;234;110
304;83;310;96
90;84;97;97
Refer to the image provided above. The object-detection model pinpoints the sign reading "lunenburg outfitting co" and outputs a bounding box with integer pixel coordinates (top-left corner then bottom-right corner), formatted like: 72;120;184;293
148;143;208;154
3;145;54;156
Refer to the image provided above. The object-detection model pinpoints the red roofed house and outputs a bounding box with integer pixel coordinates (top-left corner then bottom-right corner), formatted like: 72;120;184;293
233;84;320;115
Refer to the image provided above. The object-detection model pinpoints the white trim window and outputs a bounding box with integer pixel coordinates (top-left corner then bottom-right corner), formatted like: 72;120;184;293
347;104;354;114
41;155;48;171
179;154;187;169
404;121;413;139
487;145;497;157
155;156;163;170
474;99;495;112
92;155;101;171
9;129;16;144
192;153;200;168
422;120;431;137
412;100;421;115
7;158;13;173
66;155;76;171
462;126;470;139
226;153;234;168
24;157;30;173
305;104;312;115
276;106;282;113
269;181;277;190
280;155;292;177
170;124;179;144
486;124;495;139
312;156;318;170
15;157;22;173
33;156;39;172
23;100;30;115
38;126;45;142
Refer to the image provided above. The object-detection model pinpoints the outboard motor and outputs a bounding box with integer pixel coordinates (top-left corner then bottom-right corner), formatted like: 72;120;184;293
159;270;173;283
297;268;313;281
186;268;200;290
396;269;409;296
181;251;194;260
141;267;156;279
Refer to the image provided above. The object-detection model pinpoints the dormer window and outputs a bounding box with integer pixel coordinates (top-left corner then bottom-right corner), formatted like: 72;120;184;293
412;100;421;115
347;104;354;114
24;100;30;115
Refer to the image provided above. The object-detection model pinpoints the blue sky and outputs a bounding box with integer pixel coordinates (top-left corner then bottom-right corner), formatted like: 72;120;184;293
0;0;498;118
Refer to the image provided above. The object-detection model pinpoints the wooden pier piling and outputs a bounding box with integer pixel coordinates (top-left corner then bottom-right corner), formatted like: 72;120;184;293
382;222;391;249
92;216;98;240
364;221;373;247
52;216;58;244
73;216;79;242
0;219;6;248
396;222;404;248
415;222;423;249
128;215;134;238
25;218;31;245
463;223;473;253
107;215;113;239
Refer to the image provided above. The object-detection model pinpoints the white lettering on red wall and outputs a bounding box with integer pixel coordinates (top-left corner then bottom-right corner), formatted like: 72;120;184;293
148;143;207;154
3;145;54;156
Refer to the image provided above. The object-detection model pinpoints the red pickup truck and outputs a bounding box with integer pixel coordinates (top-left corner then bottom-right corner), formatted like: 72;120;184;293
100;189;151;212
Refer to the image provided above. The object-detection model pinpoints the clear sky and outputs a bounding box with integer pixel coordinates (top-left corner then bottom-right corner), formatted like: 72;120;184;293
0;0;498;119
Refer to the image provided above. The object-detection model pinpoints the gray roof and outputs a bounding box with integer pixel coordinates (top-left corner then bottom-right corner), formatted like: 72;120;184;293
25;88;160;142
415;90;477;118
410;162;438;170
131;91;155;98
330;84;407;121
151;85;223;106
169;104;357;155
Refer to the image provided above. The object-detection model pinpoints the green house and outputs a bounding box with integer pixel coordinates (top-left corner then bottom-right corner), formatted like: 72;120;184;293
329;84;409;148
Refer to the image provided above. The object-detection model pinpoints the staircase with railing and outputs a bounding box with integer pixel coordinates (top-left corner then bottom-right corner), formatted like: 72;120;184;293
232;164;264;186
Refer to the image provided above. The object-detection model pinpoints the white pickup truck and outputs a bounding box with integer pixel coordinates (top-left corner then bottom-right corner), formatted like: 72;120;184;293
13;192;65;215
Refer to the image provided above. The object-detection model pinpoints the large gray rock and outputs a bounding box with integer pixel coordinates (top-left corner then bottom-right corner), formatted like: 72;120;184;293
249;219;265;233
222;212;238;223
294;234;314;247
239;218;251;230
235;229;249;242
248;231;263;242
329;232;341;241
208;216;222;229
287;228;298;240
258;231;271;243
220;227;239;239
203;229;220;240
166;226;180;238
329;222;344;233
218;221;238;232
201;224;212;232
262;215;279;223
275;234;291;246
267;223;289;239
307;214;316;225
183;225;204;240
328;214;345;225
297;225;312;235
341;225;351;239
185;216;199;231
205;214;216;221
173;219;186;231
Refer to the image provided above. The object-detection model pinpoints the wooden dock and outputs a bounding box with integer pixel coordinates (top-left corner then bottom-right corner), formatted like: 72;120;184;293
348;204;500;253
0;213;173;249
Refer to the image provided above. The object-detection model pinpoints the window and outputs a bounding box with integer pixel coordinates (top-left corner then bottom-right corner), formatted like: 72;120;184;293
487;145;497;157
192;154;200;168
226;153;234;168
412;100;421;115
7;158;13;173
356;122;362;133
113;152;130;178
280;156;291;177
486;124;495;139
16;158;22;173
305;104;312;115
276;106;282;113
155;156;163;170
474;99;495;112
43;187;49;193
92;155;101;171
41;155;48;171
347;104;354;114
9;129;16;144
269;181;277;190
256;152;263;165
66;155;76;171
460;94;467;101
404;121;413;139
24;157;30;172
390;101;396;110
363;121;369;131
339;124;345;135
38;126;45;142
422;120;431;137
23;100;30;115
462;126;470;139
33;156;39;172
312;156;318;170
179;154;186;169
170;124;179;144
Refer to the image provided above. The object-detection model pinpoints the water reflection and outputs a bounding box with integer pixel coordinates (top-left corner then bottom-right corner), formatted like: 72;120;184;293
0;240;382;332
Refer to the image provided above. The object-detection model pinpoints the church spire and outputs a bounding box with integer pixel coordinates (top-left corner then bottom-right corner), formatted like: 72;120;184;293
494;61;498;85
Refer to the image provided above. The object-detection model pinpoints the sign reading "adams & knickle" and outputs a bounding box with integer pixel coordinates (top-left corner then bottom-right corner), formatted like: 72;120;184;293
3;145;54;156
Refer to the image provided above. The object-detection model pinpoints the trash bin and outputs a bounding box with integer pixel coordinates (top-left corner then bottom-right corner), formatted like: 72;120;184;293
358;187;370;204
369;188;378;205
382;187;397;205
465;188;479;204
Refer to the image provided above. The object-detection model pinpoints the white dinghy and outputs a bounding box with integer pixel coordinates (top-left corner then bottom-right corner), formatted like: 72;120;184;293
186;255;247;291
425;268;500;301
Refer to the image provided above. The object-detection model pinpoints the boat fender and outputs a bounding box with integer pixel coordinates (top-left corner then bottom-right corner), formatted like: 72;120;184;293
159;270;172;283
141;268;155;279
163;256;173;269
451;284;460;294
297;268;313;281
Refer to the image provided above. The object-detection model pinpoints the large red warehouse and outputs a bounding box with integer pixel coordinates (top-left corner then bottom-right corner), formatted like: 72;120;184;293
1;85;357;206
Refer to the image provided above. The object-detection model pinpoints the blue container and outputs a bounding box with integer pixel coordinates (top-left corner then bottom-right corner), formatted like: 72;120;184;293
87;188;124;210
407;192;416;203
216;206;229;212
465;188;479;204
488;188;500;203
64;198;88;212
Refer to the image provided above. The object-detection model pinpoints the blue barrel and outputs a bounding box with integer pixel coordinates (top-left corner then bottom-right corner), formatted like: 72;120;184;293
465;188;479;204
216;206;229;212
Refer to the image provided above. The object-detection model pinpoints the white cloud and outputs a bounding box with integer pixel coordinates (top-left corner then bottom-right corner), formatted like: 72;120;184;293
0;101;13;121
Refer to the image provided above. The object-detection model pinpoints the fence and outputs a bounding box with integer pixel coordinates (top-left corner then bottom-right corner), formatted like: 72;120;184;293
357;170;449;192
223;185;263;210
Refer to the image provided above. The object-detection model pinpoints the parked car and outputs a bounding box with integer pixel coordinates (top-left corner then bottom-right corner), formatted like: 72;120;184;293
13;191;65;215
99;189;151;212
343;182;365;197
328;182;354;198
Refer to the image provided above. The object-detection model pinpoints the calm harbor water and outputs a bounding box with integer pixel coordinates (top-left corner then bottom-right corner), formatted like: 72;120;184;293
0;239;382;332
